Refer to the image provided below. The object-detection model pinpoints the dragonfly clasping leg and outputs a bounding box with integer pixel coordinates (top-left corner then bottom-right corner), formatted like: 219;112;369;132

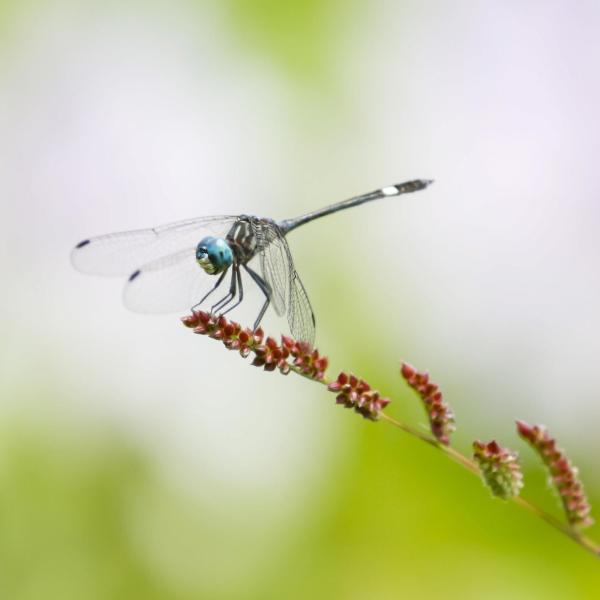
243;264;271;331
221;265;244;317
191;269;228;312
211;266;238;314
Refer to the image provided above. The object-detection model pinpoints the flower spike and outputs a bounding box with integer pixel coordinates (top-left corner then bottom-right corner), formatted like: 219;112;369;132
327;372;390;420
400;362;455;445
473;440;524;500
516;420;593;529
282;336;329;381
182;311;328;378
182;312;600;557
252;336;291;374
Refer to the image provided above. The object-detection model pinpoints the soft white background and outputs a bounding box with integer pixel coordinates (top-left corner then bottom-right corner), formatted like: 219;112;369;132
1;0;599;511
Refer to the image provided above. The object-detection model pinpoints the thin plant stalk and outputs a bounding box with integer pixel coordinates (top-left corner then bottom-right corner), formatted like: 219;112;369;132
183;311;600;559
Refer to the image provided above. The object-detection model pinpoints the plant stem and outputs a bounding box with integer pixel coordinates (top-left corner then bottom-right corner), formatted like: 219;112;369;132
290;367;600;558
186;313;600;559
379;412;600;558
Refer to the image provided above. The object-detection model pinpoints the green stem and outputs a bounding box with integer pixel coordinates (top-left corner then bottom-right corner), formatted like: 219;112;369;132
193;319;600;559
289;366;600;559
379;412;600;558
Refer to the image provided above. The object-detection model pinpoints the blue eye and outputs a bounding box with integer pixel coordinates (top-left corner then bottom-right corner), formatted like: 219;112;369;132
196;237;233;274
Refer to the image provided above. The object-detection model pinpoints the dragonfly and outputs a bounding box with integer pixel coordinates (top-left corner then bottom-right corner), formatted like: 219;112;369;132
71;179;432;345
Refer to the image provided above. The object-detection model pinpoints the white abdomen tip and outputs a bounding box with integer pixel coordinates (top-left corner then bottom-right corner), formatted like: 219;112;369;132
381;186;398;196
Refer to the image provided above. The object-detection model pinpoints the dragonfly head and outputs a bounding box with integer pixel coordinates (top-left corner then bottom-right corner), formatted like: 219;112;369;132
196;236;233;274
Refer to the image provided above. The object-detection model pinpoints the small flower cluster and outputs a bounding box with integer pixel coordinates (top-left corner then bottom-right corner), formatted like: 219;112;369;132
252;335;292;373
516;420;593;528
182;311;328;380
281;336;329;381
182;312;600;554
473;440;524;500
327;372;390;420
400;362;455;445
182;311;262;357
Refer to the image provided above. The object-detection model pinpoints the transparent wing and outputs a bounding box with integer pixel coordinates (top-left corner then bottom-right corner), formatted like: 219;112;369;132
252;220;315;344
71;215;237;276
123;247;222;313
288;272;316;346
255;222;290;316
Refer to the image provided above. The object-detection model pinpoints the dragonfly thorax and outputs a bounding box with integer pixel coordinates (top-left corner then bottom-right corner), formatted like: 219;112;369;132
196;236;233;274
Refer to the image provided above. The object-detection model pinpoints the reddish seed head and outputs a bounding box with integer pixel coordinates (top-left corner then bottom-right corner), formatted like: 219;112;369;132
516;420;593;529
486;440;501;454
327;371;390;420
281;335;294;350
181;314;198;327
182;312;329;379
400;362;415;379
473;439;523;500
282;337;329;381
515;420;534;440
401;361;455;445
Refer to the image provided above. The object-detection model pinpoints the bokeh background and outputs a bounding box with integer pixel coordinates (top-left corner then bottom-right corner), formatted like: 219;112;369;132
1;0;600;597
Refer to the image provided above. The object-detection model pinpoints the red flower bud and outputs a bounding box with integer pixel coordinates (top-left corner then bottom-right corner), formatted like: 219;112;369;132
516;420;593;528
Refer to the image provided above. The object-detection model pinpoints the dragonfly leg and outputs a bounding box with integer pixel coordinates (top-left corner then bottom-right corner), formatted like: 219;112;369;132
191;269;228;312
243;264;271;331
212;267;238;313
221;265;244;316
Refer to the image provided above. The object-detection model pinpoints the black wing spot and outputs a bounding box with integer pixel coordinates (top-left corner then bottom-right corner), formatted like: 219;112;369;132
129;269;141;282
75;239;90;249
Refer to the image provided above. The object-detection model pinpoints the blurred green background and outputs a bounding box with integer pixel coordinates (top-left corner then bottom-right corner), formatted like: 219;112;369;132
1;0;600;598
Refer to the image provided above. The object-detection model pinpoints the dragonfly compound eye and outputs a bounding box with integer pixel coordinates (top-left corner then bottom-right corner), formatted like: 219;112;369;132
196;236;233;274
